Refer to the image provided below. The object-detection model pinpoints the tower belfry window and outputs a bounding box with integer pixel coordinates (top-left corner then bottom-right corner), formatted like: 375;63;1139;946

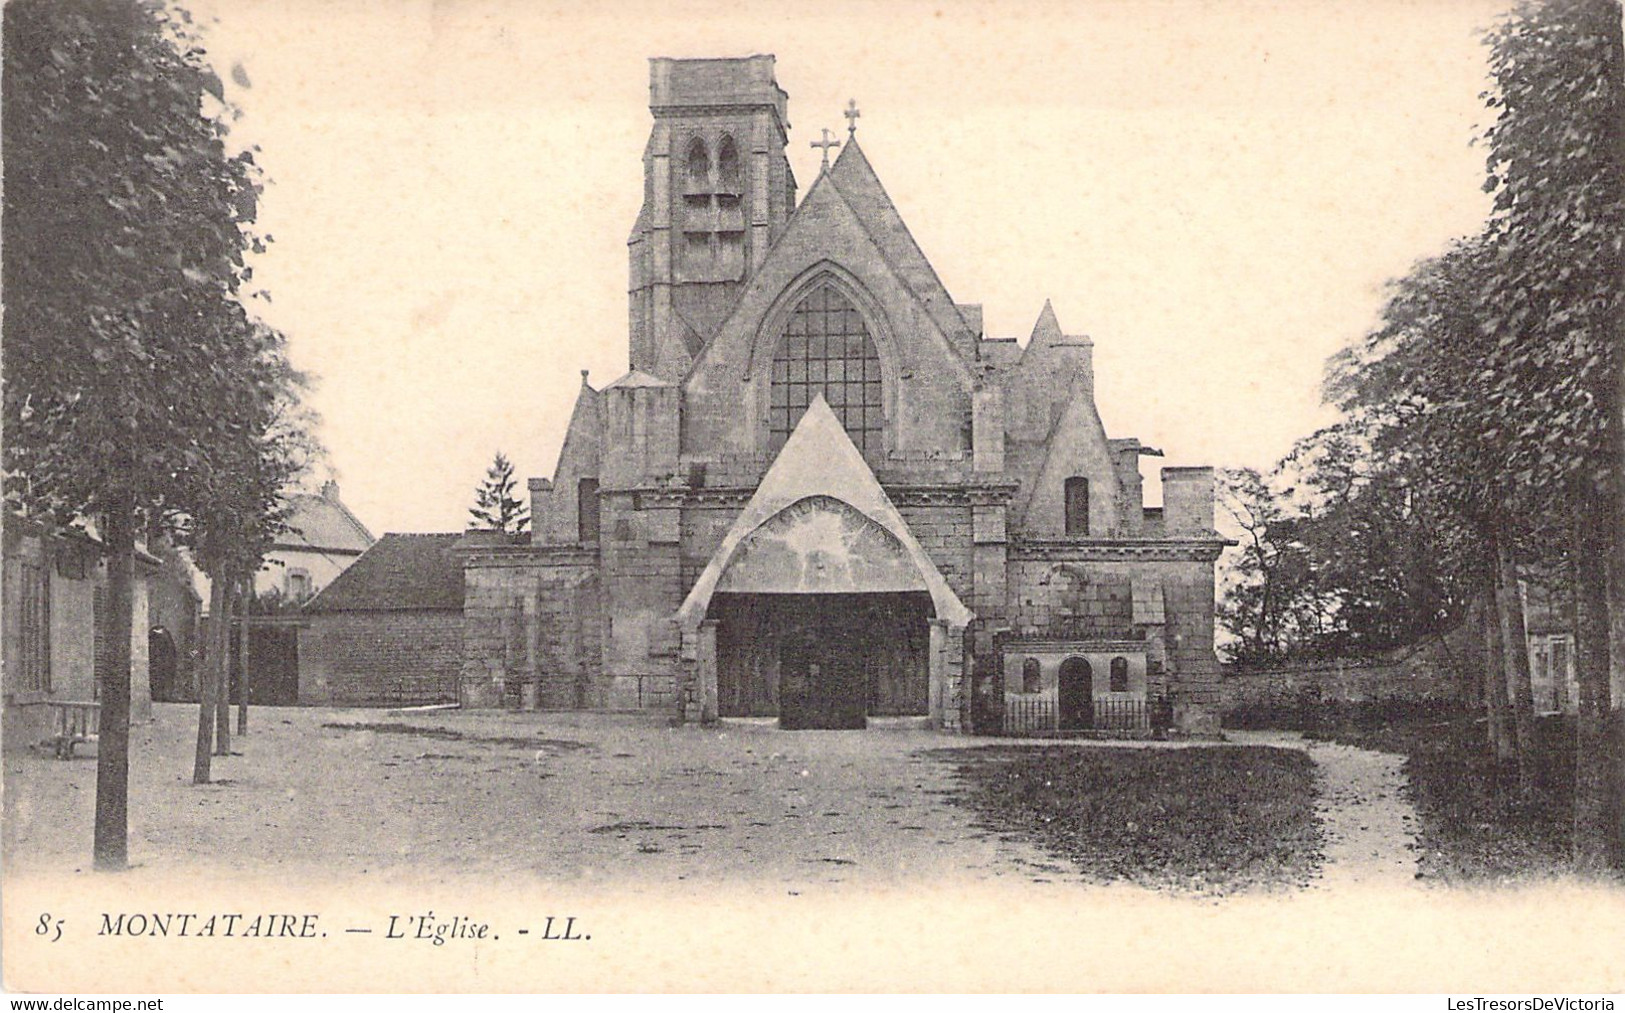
685;137;711;194
717;135;742;195
769;285;883;455
679;133;744;282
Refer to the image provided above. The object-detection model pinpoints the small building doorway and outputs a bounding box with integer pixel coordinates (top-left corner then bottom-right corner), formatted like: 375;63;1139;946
148;628;178;702
1058;655;1094;730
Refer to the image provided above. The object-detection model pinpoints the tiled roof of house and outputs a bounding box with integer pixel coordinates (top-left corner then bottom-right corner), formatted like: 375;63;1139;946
302;533;464;613
276;484;375;554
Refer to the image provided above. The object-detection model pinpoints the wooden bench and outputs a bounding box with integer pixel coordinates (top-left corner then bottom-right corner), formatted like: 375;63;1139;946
44;701;100;759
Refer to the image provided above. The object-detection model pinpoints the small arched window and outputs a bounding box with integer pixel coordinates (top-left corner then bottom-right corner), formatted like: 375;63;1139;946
1109;656;1129;693
685;137;711;190
716;134;741;194
1065;476;1090;535
1022;657;1041;694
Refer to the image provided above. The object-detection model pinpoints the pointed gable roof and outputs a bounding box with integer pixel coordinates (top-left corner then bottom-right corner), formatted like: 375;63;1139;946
677;396;972;627
549;373;604;484
1018;371;1118;529
826;139;978;355
604;368;674;390
276;488;374;554
1021;299;1064;361
684;165;975;393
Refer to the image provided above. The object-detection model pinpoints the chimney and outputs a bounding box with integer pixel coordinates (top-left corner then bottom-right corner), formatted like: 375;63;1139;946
321;480;340;503
1161;467;1215;534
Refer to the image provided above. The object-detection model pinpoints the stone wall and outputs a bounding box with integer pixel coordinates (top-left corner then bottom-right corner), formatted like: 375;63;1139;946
896;503;974;605
300;610;463;705
1003;552;1222;733
461;545;603;710
1221;626;1476;724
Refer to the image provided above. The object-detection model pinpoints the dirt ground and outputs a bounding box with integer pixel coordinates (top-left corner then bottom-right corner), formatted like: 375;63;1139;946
5;705;1624;992
3;703;1078;892
1227;729;1422;890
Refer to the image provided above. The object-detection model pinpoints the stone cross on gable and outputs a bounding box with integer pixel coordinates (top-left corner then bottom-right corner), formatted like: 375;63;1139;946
844;99;860;135
810;128;841;168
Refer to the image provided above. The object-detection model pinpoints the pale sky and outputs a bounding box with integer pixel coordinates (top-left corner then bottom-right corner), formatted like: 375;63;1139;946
191;0;1503;537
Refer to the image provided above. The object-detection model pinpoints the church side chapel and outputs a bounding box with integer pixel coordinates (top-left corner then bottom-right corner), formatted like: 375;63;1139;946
459;55;1228;735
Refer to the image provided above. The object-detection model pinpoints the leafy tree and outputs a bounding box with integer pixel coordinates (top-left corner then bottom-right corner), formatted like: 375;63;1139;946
180;354;316;782
2;0;310;866
1478;0;1624;868
1216;467;1316;663
1311;0;1623;863
1325;237;1545;788
469;451;529;534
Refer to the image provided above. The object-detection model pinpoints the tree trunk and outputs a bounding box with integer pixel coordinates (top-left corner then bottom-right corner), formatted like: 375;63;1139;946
1483;593;1514;764
1605;6;1625;871
1572;491;1613;871
1493;536;1539;795
237;577;250;736
93;498;134;871
192;575;225;784
214;572;232;756
1605;223;1625;872
1610;550;1625;871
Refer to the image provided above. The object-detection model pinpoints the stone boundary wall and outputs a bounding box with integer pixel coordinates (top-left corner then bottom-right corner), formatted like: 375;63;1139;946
1221;629;1476;719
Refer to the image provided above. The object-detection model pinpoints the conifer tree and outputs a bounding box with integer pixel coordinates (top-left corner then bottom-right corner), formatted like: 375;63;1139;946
469;451;529;534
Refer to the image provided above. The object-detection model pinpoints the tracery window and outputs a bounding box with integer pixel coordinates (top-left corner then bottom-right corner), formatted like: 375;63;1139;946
769;285;883;455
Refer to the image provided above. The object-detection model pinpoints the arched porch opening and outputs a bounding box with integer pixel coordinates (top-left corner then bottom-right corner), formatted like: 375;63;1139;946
711;590;934;728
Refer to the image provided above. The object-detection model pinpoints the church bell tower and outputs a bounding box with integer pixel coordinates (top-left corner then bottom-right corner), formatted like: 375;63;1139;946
627;56;797;379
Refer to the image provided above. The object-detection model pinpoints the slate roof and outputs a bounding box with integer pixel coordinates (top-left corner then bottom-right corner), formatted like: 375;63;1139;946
302;533;465;613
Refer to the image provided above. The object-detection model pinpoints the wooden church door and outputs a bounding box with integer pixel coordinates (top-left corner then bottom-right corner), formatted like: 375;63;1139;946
778;627;867;730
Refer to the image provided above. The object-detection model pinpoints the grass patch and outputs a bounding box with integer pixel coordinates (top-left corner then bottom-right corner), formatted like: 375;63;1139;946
1304;712;1602;884
932;745;1321;894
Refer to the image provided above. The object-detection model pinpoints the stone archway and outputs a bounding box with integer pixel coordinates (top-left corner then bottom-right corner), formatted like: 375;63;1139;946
676;398;972;729
712;590;934;727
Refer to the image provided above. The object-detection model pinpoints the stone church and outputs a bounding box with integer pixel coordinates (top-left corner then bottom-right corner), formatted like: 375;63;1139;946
458;55;1226;735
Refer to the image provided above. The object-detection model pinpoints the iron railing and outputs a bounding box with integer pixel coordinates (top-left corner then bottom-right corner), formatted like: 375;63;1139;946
999;696;1172;736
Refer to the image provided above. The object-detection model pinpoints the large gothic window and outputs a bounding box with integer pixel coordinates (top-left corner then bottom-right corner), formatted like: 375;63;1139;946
769;286;883;455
